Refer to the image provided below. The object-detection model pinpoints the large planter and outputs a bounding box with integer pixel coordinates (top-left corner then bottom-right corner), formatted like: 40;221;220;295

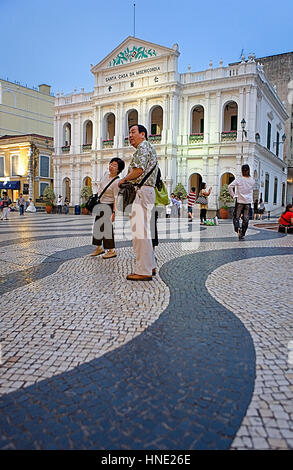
45;205;53;214
82;207;89;215
219;207;229;219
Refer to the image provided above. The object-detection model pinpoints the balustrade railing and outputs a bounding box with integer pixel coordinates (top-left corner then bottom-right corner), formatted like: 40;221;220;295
149;134;162;144
221;131;237;142
82;143;92;152
102;139;114;148
189;133;204;143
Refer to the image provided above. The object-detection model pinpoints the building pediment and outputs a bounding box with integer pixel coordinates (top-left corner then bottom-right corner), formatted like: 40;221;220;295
91;36;179;73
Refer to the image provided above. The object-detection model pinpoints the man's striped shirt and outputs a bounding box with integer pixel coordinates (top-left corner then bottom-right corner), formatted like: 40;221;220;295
187;191;197;207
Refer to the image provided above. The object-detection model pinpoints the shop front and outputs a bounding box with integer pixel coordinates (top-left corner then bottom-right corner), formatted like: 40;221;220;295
0;180;20;202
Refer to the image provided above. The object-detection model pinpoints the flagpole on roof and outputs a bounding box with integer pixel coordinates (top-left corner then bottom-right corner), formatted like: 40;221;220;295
133;2;136;37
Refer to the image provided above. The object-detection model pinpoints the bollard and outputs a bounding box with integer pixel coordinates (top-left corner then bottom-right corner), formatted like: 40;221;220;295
268;211;270;220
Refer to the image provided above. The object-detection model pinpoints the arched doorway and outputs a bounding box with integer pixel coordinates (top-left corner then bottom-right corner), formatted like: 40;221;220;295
282;182;286;206
189;173;202;193
83;176;92;188
63;177;71;203
221;172;235;186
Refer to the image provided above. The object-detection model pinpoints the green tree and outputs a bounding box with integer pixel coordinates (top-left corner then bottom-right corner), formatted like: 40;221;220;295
174;183;187;200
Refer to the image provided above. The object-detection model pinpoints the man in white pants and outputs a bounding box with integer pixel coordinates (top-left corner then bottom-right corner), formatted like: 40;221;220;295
118;124;158;281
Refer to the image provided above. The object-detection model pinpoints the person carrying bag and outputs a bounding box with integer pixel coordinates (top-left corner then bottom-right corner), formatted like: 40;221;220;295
118;124;158;281
90;157;125;259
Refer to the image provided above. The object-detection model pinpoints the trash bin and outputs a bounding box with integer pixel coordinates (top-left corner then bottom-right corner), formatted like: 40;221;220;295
74;205;81;215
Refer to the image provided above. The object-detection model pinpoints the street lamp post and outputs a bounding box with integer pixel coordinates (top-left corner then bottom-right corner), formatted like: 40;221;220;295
273;133;286;158
241;118;247;166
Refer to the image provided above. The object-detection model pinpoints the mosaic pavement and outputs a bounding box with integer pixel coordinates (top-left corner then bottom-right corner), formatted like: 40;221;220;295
0;212;292;450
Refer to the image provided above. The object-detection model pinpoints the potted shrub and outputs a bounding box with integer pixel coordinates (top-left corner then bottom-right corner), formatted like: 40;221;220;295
218;184;234;219
80;203;88;215
80;185;92;214
42;186;55;214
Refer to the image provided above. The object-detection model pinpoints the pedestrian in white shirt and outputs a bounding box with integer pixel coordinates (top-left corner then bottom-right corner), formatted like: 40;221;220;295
228;164;255;240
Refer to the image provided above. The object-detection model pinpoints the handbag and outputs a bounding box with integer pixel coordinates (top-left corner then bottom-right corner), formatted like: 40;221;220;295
85;176;119;213
155;182;170;206
116;182;137;212
117;163;157;213
195;195;208;204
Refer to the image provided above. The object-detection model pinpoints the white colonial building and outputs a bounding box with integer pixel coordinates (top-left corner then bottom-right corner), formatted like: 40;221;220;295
53;37;289;213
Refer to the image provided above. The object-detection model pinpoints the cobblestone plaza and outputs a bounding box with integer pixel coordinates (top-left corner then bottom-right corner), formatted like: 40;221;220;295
0;212;292;450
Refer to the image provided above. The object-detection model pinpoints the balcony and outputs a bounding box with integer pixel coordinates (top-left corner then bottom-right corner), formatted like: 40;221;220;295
102;139;114;149
221;131;237;142
149;134;162;144
61;146;70;153
82;143;92;152
189;133;204;144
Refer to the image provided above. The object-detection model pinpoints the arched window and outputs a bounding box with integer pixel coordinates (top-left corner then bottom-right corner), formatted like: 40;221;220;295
82;120;93;151
63;123;71;147
103;113;115;148
124;109;138;145
190;105;204;143
84;120;93;145
222;101;238;141
127;109;138;130
264;173;270;203
150;106;163;142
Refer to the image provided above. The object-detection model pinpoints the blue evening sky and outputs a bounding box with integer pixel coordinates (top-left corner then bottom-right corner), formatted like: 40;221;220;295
1;0;292;95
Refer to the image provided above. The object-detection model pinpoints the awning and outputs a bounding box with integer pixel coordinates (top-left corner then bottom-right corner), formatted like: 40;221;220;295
0;180;21;190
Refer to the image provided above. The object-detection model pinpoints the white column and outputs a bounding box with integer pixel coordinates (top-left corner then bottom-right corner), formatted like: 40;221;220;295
114;104;119;148
177;96;184;146
92;106;97;150
70;162;75;205
213;155;219;209
203;156;208;182
118;102;124;147
162;95;168;144
168;93;174;144
204;93;210;144
76;162;81;202
97;106;102;150
57;159;62;197
138;98;142;125
183;95;189;145
53;162;57;198
56;116;61;153
236;155;242;176
182;157;187;189
215;92;221;143
248;86;256;142
238;87;245;142
142;98;147;128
